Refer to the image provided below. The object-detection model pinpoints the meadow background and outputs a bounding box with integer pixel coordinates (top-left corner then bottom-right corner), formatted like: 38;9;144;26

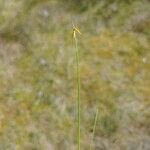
0;0;150;149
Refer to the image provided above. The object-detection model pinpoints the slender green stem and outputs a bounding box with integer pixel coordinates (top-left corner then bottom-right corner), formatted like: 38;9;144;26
89;108;99;150
74;35;81;150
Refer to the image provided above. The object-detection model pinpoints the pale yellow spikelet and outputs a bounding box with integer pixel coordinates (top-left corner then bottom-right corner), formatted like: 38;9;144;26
73;24;82;39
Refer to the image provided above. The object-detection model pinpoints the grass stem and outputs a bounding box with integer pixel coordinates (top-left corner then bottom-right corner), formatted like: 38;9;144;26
73;25;81;150
75;36;81;150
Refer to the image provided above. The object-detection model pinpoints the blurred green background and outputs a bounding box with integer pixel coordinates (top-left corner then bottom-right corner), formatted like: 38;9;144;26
0;0;150;149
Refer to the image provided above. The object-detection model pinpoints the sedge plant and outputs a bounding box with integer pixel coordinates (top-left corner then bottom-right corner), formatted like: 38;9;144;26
73;24;82;150
72;25;98;150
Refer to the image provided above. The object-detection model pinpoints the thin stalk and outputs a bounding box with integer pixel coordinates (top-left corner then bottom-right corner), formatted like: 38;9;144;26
73;24;82;150
89;108;99;150
74;35;81;150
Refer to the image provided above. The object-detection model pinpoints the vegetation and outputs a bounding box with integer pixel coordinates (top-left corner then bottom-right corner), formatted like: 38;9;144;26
0;0;150;149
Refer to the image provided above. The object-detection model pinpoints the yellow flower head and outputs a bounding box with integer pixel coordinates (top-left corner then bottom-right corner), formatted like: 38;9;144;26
73;24;82;39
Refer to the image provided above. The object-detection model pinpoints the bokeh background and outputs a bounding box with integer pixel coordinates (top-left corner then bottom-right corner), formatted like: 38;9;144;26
0;0;150;149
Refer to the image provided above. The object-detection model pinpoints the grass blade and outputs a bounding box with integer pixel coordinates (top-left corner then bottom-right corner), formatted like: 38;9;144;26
89;108;99;150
